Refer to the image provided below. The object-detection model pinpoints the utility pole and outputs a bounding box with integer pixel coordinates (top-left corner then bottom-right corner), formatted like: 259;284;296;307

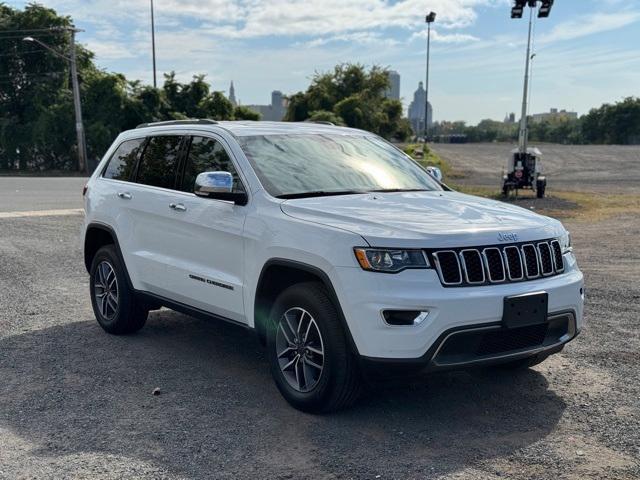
150;0;157;88
423;11;436;150
23;28;87;173
69;29;87;173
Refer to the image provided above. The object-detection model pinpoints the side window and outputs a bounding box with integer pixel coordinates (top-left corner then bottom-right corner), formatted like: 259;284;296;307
136;136;183;189
181;136;245;193
103;138;145;181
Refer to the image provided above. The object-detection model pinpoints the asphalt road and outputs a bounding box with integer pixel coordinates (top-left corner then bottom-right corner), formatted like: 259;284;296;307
0;176;639;479
0;176;86;212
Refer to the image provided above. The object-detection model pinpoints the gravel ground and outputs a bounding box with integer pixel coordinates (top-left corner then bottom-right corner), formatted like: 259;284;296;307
431;143;640;193
0;171;639;479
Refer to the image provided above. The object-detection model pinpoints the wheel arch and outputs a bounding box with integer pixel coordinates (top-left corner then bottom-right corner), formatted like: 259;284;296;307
254;259;358;354
84;223;134;290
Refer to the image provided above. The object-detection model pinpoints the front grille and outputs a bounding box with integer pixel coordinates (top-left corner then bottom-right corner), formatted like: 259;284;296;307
428;239;564;287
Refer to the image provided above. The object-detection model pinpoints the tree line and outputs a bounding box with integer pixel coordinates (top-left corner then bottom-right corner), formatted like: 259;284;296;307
0;4;257;172
431;97;640;145
1;5;408;172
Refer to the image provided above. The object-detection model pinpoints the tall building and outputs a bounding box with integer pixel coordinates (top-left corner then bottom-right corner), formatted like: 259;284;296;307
531;108;578;123
408;81;433;135
504;112;516;123
247;90;287;121
228;81;237;107
385;70;401;101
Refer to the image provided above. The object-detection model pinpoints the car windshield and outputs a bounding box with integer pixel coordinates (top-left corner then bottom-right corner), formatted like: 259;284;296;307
237;133;442;198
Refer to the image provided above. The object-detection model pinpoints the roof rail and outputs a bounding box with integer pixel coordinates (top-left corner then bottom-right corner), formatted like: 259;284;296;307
136;119;218;129
304;120;335;126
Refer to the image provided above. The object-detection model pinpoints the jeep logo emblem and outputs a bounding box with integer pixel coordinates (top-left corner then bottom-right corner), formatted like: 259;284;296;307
498;232;518;242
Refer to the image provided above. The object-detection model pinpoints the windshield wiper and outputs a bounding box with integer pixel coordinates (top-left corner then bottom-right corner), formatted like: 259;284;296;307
367;188;431;193
276;190;366;199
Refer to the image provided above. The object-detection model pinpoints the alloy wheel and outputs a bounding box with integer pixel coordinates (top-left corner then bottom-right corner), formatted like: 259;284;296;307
94;261;119;320
275;307;325;393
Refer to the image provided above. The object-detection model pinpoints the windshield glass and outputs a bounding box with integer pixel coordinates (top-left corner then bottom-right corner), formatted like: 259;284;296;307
237;134;442;198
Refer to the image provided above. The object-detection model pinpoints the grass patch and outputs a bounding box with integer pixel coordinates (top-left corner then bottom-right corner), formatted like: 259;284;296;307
403;143;462;178
450;184;640;221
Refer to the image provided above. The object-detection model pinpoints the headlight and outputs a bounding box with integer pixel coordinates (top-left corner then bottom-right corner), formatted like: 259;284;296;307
559;231;572;253
354;248;429;273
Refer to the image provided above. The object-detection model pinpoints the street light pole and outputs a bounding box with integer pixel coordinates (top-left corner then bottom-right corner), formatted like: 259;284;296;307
518;6;533;154
24;29;87;173
150;0;157;88
424;11;436;150
511;0;554;154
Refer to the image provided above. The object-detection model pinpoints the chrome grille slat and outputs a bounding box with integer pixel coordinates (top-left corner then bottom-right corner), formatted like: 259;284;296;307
482;247;506;283
459;249;485;284
550;240;564;272
429;239;564;287
433;250;462;285
503;246;524;280
522;244;540;278
537;242;554;276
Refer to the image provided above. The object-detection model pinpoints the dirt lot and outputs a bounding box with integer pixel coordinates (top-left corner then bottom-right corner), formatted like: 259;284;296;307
431;143;640;194
0;159;639;478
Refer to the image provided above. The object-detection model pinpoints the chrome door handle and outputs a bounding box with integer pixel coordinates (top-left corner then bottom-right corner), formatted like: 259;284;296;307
117;192;132;200
169;203;186;212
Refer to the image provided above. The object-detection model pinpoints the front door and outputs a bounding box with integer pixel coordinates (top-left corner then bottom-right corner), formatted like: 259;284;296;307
160;135;248;324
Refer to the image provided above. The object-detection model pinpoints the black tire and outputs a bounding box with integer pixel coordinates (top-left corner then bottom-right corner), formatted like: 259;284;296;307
536;180;546;198
89;245;148;335
266;282;361;413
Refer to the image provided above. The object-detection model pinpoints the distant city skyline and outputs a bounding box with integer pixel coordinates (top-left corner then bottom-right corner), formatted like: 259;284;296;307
6;0;639;123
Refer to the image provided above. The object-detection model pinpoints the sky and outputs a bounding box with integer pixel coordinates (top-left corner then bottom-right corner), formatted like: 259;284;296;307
6;0;640;124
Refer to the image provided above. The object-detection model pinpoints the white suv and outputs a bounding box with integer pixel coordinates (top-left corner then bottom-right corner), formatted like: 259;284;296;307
82;120;584;412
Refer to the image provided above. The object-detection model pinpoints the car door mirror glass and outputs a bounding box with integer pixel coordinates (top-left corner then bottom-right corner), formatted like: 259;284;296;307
195;171;233;196
426;166;443;182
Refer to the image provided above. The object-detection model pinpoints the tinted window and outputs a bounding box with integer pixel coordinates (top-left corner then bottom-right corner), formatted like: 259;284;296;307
182;136;245;193
136;136;183;189
103;138;144;181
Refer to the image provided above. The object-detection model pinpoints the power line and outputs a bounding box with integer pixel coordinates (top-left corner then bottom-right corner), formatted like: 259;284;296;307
0;71;67;79
0;49;50;57
0;27;67;33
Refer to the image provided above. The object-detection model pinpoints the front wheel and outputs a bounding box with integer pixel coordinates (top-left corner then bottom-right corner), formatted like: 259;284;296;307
266;282;361;413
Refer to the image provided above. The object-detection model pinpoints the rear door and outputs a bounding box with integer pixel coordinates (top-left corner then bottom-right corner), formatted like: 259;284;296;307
159;134;248;323
123;134;185;295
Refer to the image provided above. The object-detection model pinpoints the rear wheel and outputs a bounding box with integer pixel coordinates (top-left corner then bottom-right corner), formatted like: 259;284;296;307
266;282;361;413
90;245;148;334
536;179;546;198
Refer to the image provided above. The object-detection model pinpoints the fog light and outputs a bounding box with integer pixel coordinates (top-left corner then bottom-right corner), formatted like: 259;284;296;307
383;310;429;326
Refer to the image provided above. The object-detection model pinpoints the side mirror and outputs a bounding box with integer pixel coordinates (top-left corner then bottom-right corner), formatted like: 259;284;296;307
194;171;248;205
426;166;443;182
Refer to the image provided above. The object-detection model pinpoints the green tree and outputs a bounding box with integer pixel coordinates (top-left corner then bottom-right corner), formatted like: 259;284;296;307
284;63;407;140
233;105;260;121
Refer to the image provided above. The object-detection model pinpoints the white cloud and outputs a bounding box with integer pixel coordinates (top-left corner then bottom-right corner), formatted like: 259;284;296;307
38;0;502;38
85;40;136;60
410;29;480;43
539;10;640;45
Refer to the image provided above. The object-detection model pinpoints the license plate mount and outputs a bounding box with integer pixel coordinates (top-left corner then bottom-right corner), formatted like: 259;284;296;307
502;292;548;328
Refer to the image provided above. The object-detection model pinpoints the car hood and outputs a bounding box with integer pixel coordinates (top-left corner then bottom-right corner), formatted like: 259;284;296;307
280;191;564;248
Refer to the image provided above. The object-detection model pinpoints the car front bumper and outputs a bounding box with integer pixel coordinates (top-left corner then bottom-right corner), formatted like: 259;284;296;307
332;252;584;365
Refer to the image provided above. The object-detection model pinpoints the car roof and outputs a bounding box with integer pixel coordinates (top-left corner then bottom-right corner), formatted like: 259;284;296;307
131;120;369;138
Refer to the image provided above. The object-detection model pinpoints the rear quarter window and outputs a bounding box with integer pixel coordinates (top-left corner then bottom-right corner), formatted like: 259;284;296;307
103;138;145;181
